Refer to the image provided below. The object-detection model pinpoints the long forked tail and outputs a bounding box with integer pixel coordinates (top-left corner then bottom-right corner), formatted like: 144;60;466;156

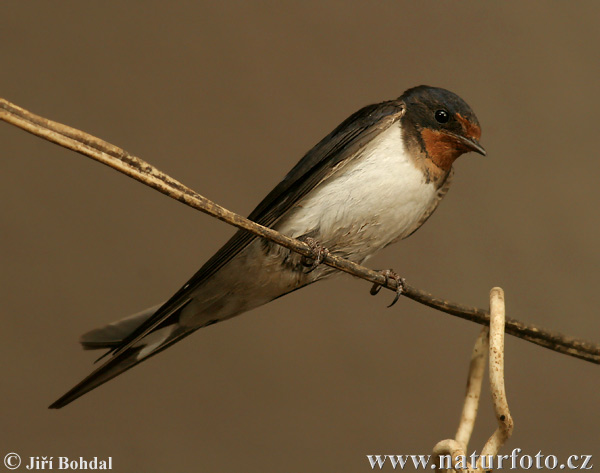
49;305;199;409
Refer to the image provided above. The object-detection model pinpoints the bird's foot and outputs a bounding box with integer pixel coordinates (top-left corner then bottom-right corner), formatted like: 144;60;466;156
370;269;406;308
299;236;329;272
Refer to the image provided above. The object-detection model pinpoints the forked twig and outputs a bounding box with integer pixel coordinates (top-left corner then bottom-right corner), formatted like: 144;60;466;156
1;98;599;364
433;287;513;473
481;288;513;461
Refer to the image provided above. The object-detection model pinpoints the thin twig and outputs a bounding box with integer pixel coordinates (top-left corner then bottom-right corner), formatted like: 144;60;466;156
434;287;514;473
455;328;488;452
1;98;599;364
480;288;513;462
433;439;470;473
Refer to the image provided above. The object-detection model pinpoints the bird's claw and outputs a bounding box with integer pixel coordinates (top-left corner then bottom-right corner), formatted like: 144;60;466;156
300;237;329;272
370;269;406;307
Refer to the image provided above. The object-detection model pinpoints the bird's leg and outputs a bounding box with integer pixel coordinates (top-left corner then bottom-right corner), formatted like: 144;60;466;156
370;269;406;307
298;236;329;272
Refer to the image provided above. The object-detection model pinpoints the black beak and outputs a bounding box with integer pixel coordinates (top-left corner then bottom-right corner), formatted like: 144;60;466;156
457;135;486;156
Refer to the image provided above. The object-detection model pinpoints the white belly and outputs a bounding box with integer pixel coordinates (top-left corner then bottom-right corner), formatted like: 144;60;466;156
275;122;437;262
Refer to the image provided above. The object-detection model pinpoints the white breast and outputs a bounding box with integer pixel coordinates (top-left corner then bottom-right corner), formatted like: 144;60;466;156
275;122;438;263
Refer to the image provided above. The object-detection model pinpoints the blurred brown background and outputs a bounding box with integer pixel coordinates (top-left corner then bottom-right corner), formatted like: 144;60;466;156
2;1;598;472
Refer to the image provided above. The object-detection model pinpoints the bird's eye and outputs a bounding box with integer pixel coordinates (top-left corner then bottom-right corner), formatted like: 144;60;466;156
435;110;449;123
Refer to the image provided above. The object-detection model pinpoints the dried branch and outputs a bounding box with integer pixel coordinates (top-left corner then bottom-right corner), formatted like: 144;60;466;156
433;439;470;473
480;288;513;461
1;98;599;364
433;287;514;473
454;328;488;452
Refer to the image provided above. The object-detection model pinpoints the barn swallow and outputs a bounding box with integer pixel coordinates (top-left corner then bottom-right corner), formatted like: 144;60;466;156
50;85;485;408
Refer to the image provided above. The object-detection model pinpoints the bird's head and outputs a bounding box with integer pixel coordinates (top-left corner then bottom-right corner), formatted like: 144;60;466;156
399;85;485;171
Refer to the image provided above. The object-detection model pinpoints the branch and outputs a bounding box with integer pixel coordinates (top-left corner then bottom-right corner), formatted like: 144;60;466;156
1;98;599;365
454;327;488;452
480;288;513;461
434;287;514;473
